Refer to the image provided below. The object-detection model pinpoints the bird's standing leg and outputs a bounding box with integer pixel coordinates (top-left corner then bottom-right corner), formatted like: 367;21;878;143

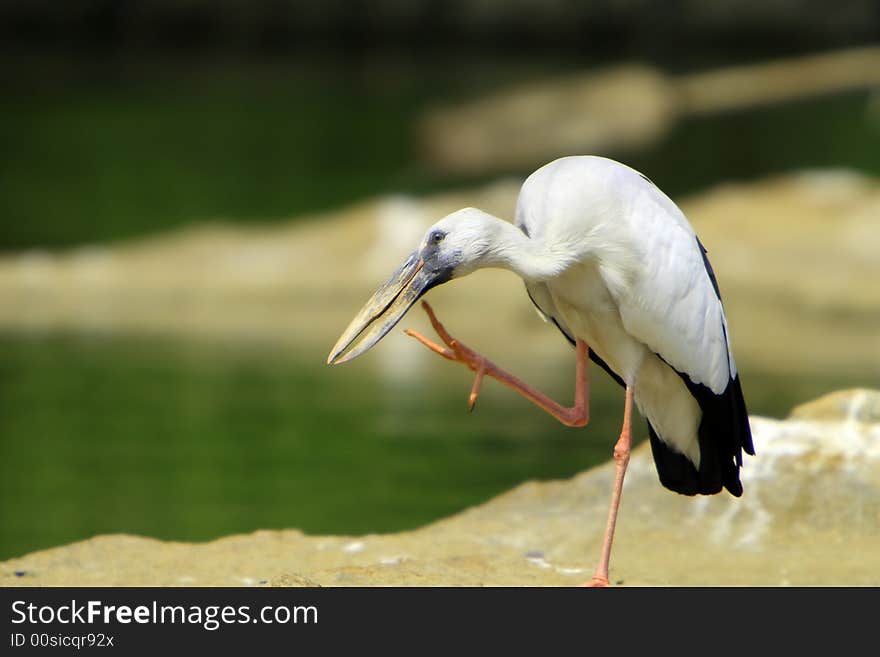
404;301;589;427
583;385;634;587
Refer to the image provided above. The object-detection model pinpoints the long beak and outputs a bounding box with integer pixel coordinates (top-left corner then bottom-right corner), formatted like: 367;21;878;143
327;251;439;365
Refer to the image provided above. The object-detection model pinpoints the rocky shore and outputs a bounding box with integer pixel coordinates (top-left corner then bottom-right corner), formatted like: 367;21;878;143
3;389;878;587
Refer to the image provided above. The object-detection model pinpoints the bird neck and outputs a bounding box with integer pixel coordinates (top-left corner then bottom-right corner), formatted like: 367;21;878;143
470;210;573;282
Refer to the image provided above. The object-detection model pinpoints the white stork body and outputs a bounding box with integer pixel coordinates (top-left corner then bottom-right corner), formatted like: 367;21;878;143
514;156;740;483
329;155;753;582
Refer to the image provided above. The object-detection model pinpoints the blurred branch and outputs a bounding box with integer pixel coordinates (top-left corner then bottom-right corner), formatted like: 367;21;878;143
678;45;880;115
419;46;880;173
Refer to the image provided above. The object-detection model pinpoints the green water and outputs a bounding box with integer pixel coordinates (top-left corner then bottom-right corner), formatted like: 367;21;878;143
0;331;868;560
0;332;627;559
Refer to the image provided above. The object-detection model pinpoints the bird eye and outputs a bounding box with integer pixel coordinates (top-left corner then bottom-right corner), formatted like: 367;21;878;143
431;230;445;244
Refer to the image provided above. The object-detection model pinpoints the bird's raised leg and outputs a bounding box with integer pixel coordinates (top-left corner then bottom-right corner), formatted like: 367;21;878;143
583;385;634;587
404;301;589;427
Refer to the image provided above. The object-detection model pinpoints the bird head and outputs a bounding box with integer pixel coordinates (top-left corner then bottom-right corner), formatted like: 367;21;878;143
326;208;493;365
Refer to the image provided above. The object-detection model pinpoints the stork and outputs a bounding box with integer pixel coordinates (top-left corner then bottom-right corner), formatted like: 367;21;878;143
327;156;754;586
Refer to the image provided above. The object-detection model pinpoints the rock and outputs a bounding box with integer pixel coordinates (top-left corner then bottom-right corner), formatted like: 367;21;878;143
790;388;880;423
3;389;878;586
271;573;321;588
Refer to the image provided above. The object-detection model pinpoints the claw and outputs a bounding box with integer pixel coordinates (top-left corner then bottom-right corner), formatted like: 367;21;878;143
468;359;486;411
404;328;457;361
420;301;456;347
405;302;487;410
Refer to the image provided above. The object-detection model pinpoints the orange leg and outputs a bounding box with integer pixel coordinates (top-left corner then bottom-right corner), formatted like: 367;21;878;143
582;385;634;587
407;301;635;586
404;301;589;427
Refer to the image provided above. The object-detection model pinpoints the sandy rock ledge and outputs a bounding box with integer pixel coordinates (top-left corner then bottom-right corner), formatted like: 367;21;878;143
2;389;878;587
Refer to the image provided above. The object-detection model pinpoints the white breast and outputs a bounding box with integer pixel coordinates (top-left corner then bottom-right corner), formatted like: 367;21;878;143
546;262;644;383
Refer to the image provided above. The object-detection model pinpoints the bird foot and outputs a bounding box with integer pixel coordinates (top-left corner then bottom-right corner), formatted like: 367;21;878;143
404;301;489;409
404;301;590;426
578;576;610;587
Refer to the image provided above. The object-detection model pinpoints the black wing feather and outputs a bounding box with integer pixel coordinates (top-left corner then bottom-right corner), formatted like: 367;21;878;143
648;239;753;497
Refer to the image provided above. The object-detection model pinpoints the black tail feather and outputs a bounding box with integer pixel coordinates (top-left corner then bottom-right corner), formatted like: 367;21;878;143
648;422;702;496
649;374;752;497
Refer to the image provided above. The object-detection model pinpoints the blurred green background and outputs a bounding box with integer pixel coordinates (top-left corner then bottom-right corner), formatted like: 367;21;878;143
2;1;879;560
